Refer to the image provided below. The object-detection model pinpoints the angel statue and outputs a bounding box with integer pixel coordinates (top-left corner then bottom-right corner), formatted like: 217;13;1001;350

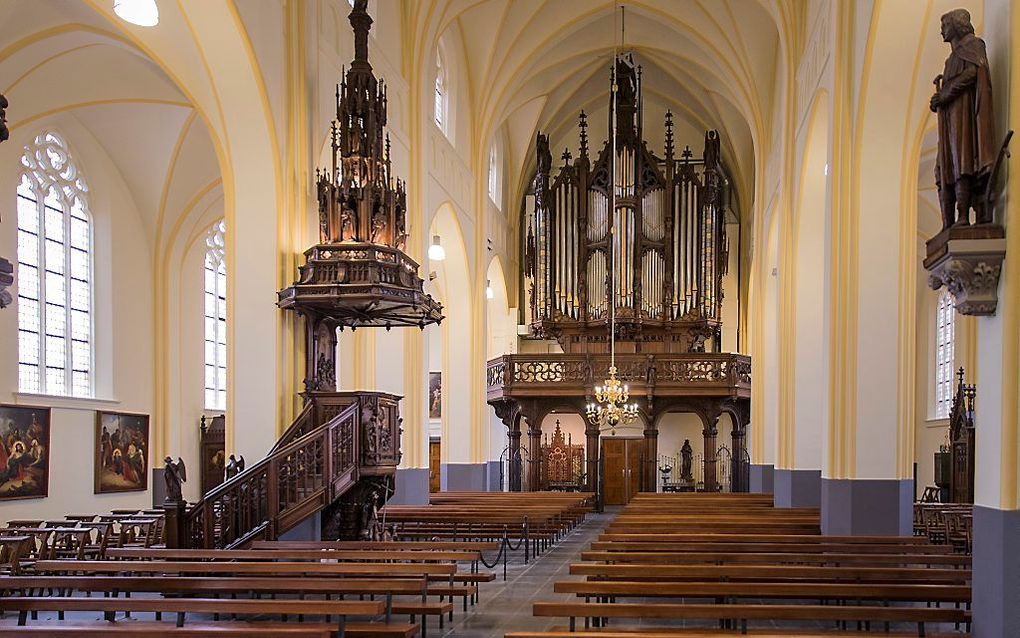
225;454;245;480
163;456;187;504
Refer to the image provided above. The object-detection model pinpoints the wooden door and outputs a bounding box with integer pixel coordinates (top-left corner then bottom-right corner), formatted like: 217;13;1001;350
602;438;627;505
429;440;441;493
627;439;644;499
602;437;644;505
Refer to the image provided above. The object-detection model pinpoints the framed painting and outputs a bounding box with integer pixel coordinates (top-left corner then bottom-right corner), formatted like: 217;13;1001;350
0;404;51;501
95;411;149;494
429;371;442;420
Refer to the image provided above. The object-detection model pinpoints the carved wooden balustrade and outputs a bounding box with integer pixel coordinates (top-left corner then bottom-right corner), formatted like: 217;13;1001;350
181;391;400;549
487;352;751;400
487;353;750;495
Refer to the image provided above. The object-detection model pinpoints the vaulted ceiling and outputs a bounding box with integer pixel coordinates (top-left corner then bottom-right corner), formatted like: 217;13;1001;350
411;0;787;221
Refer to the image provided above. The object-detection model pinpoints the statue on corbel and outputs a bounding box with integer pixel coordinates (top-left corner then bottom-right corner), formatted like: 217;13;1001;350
924;9;1013;316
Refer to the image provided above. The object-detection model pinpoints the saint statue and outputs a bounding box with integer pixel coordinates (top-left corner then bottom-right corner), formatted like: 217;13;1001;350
680;439;693;480
930;9;996;228
163;456;187;504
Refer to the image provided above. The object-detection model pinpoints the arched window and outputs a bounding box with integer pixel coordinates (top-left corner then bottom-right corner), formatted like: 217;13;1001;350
434;47;448;135
934;291;955;419
487;143;501;208
17;132;92;397
204;221;227;410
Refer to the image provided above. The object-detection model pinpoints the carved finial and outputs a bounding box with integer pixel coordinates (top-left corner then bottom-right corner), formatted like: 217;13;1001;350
664;110;674;160
349;0;373;67
957;366;965;385
578;110;589;159
561;148;572;165
680;145;693;162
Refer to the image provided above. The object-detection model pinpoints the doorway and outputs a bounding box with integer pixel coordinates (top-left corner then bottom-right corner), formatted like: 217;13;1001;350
429;438;441;493
601;437;644;505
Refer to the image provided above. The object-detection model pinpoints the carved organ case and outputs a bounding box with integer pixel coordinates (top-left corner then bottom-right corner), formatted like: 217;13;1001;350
525;55;730;354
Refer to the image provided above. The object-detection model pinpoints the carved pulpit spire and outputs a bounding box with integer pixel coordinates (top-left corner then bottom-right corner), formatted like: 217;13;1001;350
279;0;442;393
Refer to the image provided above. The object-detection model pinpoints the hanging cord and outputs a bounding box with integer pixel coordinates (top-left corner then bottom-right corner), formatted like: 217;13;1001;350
609;4;619;371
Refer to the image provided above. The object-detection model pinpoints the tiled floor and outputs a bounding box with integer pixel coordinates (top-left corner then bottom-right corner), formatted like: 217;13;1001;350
442;510;969;637
440;511;614;638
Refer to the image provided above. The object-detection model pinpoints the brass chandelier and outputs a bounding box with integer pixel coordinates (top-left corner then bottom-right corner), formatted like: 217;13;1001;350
586;6;638;435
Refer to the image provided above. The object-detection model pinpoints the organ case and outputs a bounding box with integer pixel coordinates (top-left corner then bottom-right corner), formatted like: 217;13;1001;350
524;56;730;354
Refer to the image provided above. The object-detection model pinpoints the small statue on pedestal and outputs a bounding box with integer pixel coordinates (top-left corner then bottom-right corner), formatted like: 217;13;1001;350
680;439;693;481
930;9;996;228
163;456;187;504
225;454;245;480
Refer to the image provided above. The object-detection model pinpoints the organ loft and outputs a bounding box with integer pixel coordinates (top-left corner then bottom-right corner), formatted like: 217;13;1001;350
488;53;750;502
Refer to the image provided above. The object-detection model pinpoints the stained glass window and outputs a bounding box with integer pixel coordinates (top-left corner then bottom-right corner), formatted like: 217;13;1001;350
204;220;227;410
434;48;447;134
935;292;955;419
17;132;92;397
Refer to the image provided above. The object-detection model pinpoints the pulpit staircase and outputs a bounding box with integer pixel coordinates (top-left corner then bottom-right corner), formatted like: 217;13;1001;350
172;392;401;549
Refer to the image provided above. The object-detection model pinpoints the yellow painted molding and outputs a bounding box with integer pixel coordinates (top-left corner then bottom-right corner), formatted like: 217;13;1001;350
999;0;1020;509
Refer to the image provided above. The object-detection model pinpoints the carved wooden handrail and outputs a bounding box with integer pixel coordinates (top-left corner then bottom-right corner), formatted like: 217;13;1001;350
486;352;751;399
184;402;359;549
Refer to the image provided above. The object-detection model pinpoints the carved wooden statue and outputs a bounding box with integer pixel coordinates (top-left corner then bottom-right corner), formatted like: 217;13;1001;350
225;454;245;480
930;9;996;228
680;439;693;480
163;456;187;504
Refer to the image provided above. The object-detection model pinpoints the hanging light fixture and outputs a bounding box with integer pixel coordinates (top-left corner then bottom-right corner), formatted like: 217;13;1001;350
114;0;159;26
586;4;638;436
485;280;494;299
428;235;446;261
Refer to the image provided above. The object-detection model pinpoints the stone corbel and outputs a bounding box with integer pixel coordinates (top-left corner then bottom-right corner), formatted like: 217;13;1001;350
924;225;1006;316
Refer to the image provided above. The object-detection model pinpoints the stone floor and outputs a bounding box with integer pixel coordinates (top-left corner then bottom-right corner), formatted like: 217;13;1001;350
440;511;614;638
442;509;969;637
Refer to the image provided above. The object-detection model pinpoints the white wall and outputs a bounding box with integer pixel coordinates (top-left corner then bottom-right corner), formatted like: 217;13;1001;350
0;117;156;523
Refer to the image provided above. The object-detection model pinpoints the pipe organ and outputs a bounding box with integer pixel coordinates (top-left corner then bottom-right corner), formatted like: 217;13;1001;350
525;55;730;354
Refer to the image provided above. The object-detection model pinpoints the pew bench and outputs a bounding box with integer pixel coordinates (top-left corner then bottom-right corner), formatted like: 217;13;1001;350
507;631;967;638
579;550;972;567
552;580;972;605
531;601;969;637
569;563;972;584
0;575;448;637
0;623;335;637
0;596;398;637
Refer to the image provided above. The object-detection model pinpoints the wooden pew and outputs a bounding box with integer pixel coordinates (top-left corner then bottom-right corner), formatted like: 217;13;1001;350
0;624;334;637
104;547;482;614
553;579;971;604
0;597;408;638
579;550;972;567
569;562;971;584
530;601;968;636
0;575;449;635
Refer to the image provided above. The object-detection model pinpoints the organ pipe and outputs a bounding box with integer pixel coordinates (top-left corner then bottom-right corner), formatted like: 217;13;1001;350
527;53;730;354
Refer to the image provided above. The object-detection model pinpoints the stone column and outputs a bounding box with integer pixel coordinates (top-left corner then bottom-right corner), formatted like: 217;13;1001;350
730;421;748;493
508;422;523;492
702;411;719;492
971;2;1020;634
585;423;600;494
643;422;658;492
527;425;542;491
